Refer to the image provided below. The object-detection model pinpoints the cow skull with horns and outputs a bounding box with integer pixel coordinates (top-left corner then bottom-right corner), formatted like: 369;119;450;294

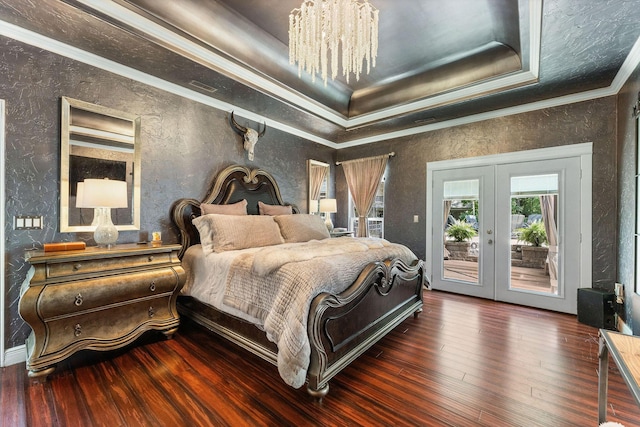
229;111;266;161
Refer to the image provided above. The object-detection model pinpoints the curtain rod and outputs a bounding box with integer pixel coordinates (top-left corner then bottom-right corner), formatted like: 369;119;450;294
336;152;395;165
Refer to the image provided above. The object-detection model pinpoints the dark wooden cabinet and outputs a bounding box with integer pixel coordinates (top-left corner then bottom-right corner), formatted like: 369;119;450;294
19;244;185;378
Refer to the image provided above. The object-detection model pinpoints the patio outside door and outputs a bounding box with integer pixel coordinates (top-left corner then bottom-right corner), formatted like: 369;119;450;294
430;157;582;314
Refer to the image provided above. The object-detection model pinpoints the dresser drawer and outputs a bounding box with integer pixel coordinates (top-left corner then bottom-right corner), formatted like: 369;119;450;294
38;267;179;319
42;296;174;356
46;252;173;279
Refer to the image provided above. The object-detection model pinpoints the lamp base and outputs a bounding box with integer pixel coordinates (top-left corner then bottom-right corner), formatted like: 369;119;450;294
324;215;334;232
93;207;118;247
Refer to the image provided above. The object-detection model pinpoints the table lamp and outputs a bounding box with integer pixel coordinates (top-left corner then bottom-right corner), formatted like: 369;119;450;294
78;178;128;247
319;198;337;232
310;199;319;215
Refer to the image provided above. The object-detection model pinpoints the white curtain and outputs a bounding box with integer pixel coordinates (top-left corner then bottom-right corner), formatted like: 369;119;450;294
309;164;328;201
443;200;452;259
341;154;388;237
540;195;558;291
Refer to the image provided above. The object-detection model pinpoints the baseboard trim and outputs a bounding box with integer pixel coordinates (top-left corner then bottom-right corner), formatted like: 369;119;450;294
3;345;26;367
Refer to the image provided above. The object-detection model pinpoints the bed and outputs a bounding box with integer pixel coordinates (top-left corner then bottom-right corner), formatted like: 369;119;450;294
171;164;425;398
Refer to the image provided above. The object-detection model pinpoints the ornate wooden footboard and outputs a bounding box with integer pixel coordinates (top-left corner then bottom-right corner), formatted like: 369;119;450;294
171;164;425;397
176;257;423;397
307;257;423;396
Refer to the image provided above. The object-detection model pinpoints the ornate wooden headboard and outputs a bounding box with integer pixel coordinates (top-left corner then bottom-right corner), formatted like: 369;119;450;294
171;164;298;258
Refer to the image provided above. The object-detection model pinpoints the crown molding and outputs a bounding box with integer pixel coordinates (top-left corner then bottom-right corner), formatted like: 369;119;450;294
0;10;638;150
73;0;543;131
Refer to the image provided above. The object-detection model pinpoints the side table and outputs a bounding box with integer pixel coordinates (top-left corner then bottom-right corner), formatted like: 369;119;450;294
598;329;640;423
19;243;186;379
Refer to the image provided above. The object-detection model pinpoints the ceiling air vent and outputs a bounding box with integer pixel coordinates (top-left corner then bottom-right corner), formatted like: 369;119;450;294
414;117;436;124
189;80;217;93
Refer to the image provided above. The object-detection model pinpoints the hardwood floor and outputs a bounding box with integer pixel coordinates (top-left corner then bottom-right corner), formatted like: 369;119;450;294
2;290;640;426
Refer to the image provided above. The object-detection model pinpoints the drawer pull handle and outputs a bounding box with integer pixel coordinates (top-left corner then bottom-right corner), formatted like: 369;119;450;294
74;294;83;306
149;281;156;292
148;256;154;262
74;324;82;337
73;263;82;271
148;306;155;318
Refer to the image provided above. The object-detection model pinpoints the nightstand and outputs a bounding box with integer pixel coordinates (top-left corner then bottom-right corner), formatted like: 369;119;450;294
19;243;186;379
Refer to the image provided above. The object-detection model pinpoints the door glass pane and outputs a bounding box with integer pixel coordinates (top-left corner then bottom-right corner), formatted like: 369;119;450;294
443;179;479;284
509;174;558;295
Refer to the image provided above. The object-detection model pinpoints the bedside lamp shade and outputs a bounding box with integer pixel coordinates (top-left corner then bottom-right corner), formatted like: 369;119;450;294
310;199;319;214
319;198;337;213
319;198;337;231
75;182;86;208
79;179;128;247
80;179;128;208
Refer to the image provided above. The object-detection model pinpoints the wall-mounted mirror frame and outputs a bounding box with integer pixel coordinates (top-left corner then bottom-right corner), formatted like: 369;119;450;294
308;159;330;214
60;97;141;232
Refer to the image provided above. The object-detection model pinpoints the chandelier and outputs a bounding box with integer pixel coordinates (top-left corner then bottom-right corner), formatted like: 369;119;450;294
289;0;379;86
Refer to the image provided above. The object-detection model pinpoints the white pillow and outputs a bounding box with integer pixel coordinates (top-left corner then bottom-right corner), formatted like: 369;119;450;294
258;201;293;215
200;199;247;215
193;214;284;254
273;214;331;243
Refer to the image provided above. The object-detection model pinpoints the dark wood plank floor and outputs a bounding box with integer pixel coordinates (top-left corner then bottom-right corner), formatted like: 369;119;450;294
2;290;640;426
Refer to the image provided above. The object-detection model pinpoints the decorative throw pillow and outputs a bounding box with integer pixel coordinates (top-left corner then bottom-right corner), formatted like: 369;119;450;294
200;199;248;215
193;214;284;254
274;214;331;243
258;201;293;215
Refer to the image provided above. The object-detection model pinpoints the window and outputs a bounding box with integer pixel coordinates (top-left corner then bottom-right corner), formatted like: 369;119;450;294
348;175;385;238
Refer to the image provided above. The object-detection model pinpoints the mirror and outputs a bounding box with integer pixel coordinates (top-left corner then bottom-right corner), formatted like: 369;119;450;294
60;97;141;232
308;159;329;214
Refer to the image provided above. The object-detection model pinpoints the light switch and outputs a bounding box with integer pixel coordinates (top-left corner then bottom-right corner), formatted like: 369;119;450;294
14;215;44;230
413;215;419;223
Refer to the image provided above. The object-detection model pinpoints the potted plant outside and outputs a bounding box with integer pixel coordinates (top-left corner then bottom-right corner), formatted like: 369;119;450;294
446;219;477;242
518;221;547;247
445;220;477;260
517;221;548;269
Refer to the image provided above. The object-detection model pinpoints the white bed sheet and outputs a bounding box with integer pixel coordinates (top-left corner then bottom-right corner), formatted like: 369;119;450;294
181;244;265;326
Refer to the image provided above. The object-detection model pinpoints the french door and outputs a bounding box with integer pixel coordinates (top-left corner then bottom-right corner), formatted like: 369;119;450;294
429;155;583;314
431;166;495;299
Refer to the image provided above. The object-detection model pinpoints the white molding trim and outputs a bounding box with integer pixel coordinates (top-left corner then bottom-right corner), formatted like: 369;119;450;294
0;99;5;367
0;21;339;149
73;0;543;130
0;12;638;149
4;345;26;367
426;142;593;171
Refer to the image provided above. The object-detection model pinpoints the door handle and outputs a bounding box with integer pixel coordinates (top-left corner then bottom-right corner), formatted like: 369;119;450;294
488;239;493;244
487;229;493;235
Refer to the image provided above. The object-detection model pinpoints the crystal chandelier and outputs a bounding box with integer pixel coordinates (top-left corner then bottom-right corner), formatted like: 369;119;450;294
289;0;379;86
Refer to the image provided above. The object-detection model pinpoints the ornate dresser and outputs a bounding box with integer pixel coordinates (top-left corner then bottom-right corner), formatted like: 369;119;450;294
19;243;185;378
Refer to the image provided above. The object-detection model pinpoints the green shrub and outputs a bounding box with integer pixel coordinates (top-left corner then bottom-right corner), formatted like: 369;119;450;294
446;220;477;242
518;221;547;247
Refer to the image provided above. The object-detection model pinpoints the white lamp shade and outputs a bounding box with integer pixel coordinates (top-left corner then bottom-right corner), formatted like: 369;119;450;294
80;179;128;208
75;182;86;208
319;198;337;213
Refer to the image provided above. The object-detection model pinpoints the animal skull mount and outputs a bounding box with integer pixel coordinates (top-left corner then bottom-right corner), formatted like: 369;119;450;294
230;112;266;161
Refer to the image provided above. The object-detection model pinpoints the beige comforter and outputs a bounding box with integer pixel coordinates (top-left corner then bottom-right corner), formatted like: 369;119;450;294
222;237;417;388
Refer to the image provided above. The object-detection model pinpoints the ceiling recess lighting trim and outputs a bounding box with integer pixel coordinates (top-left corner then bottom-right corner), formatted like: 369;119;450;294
289;0;379;86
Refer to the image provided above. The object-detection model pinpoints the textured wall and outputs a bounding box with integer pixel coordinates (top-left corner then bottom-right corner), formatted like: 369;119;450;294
616;61;640;333
1;36;334;349
337;97;619;292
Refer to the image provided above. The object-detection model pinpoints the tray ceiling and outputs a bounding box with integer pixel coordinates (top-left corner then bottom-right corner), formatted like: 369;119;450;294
0;0;639;147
